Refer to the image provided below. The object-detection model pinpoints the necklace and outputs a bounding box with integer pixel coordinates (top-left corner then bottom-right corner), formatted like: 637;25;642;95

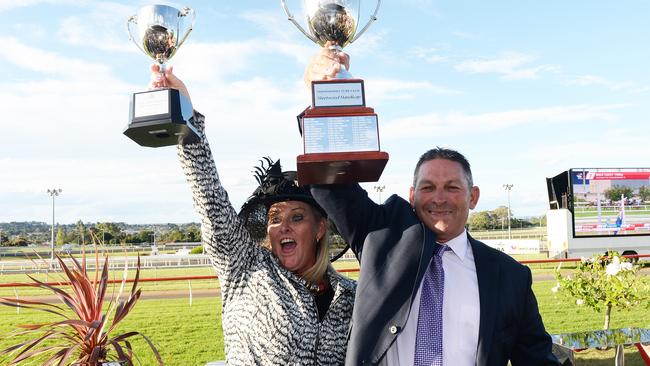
308;281;329;295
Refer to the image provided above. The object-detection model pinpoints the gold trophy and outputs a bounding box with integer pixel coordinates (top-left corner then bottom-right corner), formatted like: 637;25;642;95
124;4;197;147
281;0;387;185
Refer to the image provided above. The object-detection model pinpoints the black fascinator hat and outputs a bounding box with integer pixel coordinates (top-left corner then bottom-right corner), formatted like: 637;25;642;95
239;157;349;262
238;157;349;262
238;157;326;241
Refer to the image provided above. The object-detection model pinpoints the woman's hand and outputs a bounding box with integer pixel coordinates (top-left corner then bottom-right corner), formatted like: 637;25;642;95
303;41;350;87
149;64;192;104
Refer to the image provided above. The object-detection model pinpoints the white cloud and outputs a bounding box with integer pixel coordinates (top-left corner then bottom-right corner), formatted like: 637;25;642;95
365;78;461;102
10;22;47;38
171;38;313;84
0;36;115;78
0;34;310;224
455;52;560;80
0;0;83;12
54;2;148;53
563;74;649;94
525;128;650;168
410;46;447;64
381;104;626;139
346;29;385;56
242;9;298;41
451;31;478;40
401;0;441;16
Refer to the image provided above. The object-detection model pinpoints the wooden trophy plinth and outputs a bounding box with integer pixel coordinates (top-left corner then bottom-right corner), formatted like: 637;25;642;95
296;79;389;185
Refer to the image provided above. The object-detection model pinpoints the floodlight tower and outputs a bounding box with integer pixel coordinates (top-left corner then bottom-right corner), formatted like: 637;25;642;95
47;188;62;268
373;185;386;204
503;184;513;240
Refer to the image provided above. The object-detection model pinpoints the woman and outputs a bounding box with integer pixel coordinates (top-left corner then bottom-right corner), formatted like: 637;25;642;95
150;65;356;365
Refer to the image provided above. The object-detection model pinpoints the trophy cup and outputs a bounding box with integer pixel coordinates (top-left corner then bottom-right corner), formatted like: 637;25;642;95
281;0;388;185
124;4;198;147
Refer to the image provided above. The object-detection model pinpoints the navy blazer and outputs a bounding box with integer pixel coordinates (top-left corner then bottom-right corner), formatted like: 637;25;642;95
311;184;559;366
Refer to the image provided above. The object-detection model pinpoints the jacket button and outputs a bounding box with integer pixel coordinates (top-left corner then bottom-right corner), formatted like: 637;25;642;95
389;325;399;334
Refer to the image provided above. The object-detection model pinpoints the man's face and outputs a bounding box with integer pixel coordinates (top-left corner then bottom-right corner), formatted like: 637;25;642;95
409;158;480;243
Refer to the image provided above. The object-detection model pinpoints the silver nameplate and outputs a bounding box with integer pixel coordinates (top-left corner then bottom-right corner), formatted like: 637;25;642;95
312;80;365;108
303;114;379;153
134;90;169;118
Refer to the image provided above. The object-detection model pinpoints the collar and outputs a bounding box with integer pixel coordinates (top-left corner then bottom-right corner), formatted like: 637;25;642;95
439;229;469;262
327;266;356;293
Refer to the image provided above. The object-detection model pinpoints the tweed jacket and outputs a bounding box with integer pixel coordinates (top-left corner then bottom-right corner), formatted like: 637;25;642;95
178;112;356;365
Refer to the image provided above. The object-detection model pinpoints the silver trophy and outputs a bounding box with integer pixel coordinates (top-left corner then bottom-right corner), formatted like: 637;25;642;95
281;0;380;78
281;0;388;185
124;4;198;148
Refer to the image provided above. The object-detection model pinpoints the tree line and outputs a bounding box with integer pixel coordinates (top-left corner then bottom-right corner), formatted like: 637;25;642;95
0;221;201;247
467;206;544;231
603;185;650;203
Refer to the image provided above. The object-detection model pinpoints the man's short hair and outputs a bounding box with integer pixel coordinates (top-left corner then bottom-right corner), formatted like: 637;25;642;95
413;147;474;188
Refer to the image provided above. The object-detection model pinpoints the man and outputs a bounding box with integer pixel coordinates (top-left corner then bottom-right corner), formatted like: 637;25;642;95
307;50;559;366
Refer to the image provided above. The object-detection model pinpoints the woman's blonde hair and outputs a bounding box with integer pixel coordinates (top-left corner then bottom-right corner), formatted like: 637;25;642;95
262;206;331;286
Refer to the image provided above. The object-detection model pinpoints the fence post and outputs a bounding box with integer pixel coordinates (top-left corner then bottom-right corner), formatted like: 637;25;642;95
188;280;193;307
14;288;19;314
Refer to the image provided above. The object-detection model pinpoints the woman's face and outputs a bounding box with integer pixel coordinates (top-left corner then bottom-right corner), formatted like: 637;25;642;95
267;200;326;276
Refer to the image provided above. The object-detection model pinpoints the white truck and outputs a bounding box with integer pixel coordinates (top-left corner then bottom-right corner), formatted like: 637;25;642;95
546;168;650;260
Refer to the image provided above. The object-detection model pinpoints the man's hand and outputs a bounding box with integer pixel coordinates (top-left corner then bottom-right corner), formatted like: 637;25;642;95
304;41;350;86
149;64;191;104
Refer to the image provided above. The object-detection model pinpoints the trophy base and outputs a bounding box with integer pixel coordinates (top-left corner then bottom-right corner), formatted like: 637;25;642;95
296;151;389;185
124;88;200;147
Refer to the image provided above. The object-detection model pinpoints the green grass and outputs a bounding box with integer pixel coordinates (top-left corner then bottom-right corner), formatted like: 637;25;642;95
2;265;649;365
535;279;650;365
0;298;223;366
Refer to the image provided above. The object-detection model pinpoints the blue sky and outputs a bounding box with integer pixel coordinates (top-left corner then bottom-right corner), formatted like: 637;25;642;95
1;0;649;224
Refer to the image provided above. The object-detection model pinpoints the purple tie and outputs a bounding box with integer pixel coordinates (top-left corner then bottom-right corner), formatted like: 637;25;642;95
414;244;447;366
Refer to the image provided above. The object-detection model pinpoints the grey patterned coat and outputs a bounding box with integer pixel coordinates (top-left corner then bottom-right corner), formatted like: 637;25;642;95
177;113;356;365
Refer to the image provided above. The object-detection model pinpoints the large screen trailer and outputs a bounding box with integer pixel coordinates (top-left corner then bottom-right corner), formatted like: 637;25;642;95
546;168;650;259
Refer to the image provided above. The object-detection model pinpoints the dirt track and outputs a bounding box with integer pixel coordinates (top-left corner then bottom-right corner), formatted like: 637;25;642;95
8;288;221;304
8;268;650;303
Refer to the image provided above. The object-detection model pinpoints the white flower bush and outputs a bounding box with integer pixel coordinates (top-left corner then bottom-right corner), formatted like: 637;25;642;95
551;283;560;293
555;251;648;329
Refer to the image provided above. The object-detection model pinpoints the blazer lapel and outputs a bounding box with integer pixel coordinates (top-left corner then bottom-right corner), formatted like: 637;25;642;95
471;237;500;366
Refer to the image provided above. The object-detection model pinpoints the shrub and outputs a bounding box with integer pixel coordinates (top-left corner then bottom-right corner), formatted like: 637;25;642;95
554;251;649;329
0;245;164;365
190;245;204;254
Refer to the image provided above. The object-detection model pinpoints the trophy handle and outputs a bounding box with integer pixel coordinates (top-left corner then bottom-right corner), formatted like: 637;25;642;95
350;0;381;44
177;7;196;50
280;0;319;44
127;15;148;56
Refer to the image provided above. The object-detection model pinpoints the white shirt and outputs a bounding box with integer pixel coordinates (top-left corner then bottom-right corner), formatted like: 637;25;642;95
386;230;480;366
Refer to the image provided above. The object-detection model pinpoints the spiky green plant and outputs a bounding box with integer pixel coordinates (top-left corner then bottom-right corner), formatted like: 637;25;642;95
0;245;163;366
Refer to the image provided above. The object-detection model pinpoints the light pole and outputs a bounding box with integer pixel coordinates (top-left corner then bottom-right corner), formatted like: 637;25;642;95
47;188;62;267
503;184;513;240
373;185;386;204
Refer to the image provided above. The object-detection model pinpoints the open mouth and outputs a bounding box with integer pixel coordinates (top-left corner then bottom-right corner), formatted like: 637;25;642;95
280;238;297;253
